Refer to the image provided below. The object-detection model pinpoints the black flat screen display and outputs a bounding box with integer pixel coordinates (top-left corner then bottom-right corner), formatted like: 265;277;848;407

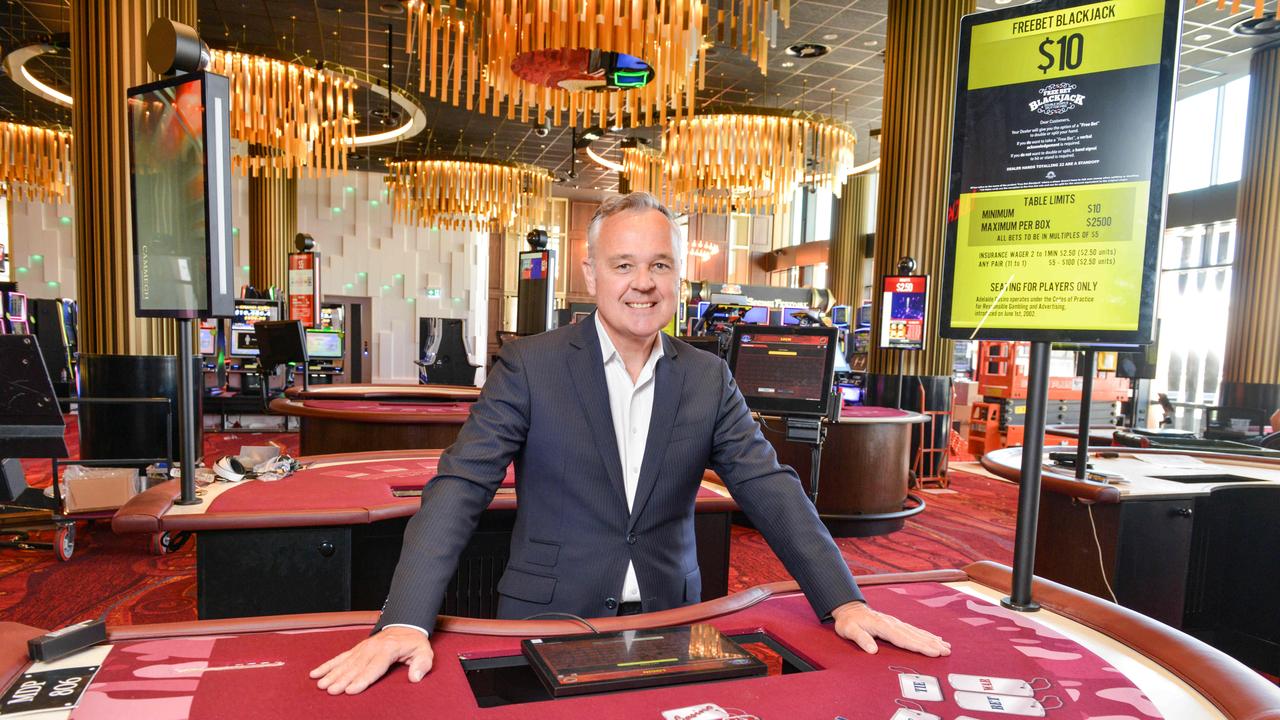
728;325;838;417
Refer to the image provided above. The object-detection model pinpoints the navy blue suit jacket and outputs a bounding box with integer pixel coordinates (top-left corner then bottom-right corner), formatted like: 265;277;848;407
377;315;862;632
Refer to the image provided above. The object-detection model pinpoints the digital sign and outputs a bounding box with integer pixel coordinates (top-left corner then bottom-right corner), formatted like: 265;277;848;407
127;71;235;319
880;275;928;351
288;252;319;328
939;0;1179;343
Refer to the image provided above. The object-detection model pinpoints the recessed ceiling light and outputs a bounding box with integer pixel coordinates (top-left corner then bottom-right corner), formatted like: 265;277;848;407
785;42;831;59
1193;33;1213;42
863;39;878;47
995;0;1012;4
379;1;405;14
781;61;795;68
382;63;391;68
821;33;838;41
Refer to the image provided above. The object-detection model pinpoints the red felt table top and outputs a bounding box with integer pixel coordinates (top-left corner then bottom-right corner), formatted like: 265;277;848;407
209;455;728;512
838;405;929;424
71;581;1161;719
114;452;734;532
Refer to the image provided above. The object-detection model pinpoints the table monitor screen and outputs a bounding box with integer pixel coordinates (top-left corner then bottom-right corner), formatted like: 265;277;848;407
741;305;769;324
229;327;259;357
306;329;343;359
728;325;838;417
198;326;216;356
255;320;308;368
838;383;864;405
232;301;279;329
697;302;766;324
830;305;851;327
318;304;343;332
855;304;872;328
780;309;806;326
5;292;26;319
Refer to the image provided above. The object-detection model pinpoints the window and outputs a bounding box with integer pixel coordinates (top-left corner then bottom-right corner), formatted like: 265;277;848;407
813;191;833;243
1167;76;1250;193
1215;77;1249;185
726;213;753;285
1151;220;1236;431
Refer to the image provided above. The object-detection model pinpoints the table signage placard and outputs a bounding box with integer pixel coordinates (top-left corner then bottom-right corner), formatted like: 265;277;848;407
940;0;1180;343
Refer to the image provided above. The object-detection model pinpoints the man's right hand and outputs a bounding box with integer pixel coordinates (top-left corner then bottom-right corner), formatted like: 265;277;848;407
310;626;434;695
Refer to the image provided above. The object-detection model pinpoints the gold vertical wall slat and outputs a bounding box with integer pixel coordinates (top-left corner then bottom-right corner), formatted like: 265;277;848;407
248;146;298;294
1223;44;1280;387
71;0;197;356
866;0;973;377
828;173;873;307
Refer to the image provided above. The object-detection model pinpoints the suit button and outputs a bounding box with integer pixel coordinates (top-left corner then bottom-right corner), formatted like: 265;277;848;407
605;597;618;610
626;532;638;545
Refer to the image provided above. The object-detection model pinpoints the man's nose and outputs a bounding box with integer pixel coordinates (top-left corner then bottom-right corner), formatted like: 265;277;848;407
631;268;657;291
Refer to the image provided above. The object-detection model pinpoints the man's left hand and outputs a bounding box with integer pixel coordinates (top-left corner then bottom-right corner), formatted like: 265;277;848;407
831;601;951;657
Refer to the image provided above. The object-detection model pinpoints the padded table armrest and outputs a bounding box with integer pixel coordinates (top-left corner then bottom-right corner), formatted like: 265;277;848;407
0;622;45;691
964;561;1280;720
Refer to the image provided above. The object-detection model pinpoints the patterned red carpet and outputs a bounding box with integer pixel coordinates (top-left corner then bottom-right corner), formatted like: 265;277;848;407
2;416;1016;630
4;418;297;628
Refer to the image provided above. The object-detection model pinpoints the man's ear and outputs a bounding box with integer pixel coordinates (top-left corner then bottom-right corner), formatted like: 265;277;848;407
582;258;597;296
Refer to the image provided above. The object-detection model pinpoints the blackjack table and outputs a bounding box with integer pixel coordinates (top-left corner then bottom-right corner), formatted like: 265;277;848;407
269;384;480;455
112;450;735;621
982;445;1280;674
2;563;1276;719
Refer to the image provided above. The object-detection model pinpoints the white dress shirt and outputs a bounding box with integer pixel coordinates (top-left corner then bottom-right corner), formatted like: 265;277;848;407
385;323;663;637
595;320;665;604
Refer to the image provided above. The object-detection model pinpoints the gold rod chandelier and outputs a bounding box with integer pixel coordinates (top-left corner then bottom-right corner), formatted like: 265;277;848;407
655;109;858;215
404;0;705;128
209;50;358;179
385;158;553;233
1194;0;1279;19
0;122;72;202
621;144;664;195
705;0;791;74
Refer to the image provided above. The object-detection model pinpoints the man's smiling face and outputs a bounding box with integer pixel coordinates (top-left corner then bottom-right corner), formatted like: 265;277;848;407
583;208;680;348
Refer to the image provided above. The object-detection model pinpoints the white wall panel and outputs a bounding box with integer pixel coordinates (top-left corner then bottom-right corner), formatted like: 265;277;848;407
10;170;486;385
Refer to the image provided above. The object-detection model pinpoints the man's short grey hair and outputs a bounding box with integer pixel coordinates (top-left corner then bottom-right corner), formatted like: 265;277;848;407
586;192;686;274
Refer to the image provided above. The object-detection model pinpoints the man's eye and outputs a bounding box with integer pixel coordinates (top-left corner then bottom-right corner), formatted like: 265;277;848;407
615;263;632;271
653;263;671;272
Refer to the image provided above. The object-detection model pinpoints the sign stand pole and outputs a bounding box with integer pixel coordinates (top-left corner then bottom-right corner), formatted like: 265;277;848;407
895;350;905;410
1075;350;1095;481
174;318;200;506
1003;340;1051;612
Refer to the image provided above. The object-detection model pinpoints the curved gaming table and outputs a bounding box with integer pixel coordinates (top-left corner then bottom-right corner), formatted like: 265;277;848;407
284;383;482;401
271;384;479;455
113;450;735;620
4;563;1276;719
763;406;929;537
983;445;1280;675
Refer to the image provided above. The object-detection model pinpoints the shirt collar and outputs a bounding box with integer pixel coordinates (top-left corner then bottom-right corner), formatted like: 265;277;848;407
594;315;665;368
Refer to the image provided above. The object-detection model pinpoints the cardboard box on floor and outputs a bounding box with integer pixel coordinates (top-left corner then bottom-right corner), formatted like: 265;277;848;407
61;466;140;513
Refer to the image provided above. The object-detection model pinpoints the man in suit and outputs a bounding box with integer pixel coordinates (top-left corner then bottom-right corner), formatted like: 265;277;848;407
313;192;950;695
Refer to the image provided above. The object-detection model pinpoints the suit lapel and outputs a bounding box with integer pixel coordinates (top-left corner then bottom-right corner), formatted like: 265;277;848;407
567;316;627;508
628;334;684;531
